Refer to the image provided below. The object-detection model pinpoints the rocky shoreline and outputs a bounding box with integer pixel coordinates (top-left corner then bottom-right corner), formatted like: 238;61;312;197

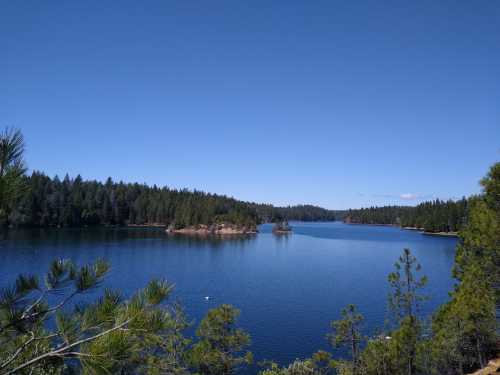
166;223;257;236
273;229;292;234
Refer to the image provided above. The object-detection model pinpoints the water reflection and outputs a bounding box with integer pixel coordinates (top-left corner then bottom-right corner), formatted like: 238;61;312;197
0;227;257;249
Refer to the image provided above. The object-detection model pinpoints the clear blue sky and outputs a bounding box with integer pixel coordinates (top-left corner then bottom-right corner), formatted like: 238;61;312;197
1;1;499;209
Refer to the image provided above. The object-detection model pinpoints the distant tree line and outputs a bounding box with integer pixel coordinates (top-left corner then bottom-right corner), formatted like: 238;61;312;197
3;174;472;234
6;172;259;230
253;204;343;223
344;198;469;233
3;173;344;230
0;127;475;236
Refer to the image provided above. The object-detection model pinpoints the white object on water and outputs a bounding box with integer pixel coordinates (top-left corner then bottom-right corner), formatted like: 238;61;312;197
204;296;210;300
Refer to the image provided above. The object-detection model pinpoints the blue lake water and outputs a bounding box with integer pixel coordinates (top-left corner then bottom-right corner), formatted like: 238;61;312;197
0;222;457;371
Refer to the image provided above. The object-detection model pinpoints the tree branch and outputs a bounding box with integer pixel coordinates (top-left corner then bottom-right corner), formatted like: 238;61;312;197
5;318;133;374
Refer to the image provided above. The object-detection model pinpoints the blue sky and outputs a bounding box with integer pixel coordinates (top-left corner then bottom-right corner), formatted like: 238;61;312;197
1;1;499;209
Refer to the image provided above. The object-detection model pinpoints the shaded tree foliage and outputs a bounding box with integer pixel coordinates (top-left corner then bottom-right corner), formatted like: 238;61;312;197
189;305;252;375
328;305;364;375
0;259;185;374
253;204;343;222
0;128;27;226
344;198;469;233
7;172;259;230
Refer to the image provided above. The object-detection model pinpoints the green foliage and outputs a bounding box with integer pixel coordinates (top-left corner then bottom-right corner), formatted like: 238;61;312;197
358;336;394;375
8;174;347;230
190;304;252;375
0;259;183;374
0;127;27;226
388;249;428;323
146;303;192;375
480;162;500;212
328;304;364;374
430;264;497;374
434;162;500;373
259;359;315;375
259;352;335;375
386;249;427;375
273;220;291;232
454;163;500;305
345;198;469;233
7;172;260;229
254;204;342;222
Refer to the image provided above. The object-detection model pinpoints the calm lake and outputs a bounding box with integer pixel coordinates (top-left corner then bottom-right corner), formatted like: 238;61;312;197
0;222;457;371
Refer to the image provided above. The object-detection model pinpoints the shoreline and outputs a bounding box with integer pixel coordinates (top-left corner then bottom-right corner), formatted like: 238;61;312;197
345;222;397;227
345;222;459;237
127;223;166;228
273;230;292;234
166;224;257;236
402;226;459;237
421;231;459;237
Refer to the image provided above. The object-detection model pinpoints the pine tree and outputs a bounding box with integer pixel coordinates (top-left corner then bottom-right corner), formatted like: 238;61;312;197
328;304;364;375
0;127;27;226
387;249;428;375
190;304;252;375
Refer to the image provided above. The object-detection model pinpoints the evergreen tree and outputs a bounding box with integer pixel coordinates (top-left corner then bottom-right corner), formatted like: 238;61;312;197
0;127;27;226
387;249;428;375
345;199;469;233
190;304;252;375
328;304;364;375
0;259;181;374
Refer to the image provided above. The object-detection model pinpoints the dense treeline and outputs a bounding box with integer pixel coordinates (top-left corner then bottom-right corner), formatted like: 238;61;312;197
6;172;259;230
253;203;343;222
6;173;345;230
8;171;469;234
345;198;469;232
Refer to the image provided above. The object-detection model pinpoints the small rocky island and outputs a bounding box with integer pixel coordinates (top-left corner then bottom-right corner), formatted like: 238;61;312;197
272;220;292;234
166;223;257;235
